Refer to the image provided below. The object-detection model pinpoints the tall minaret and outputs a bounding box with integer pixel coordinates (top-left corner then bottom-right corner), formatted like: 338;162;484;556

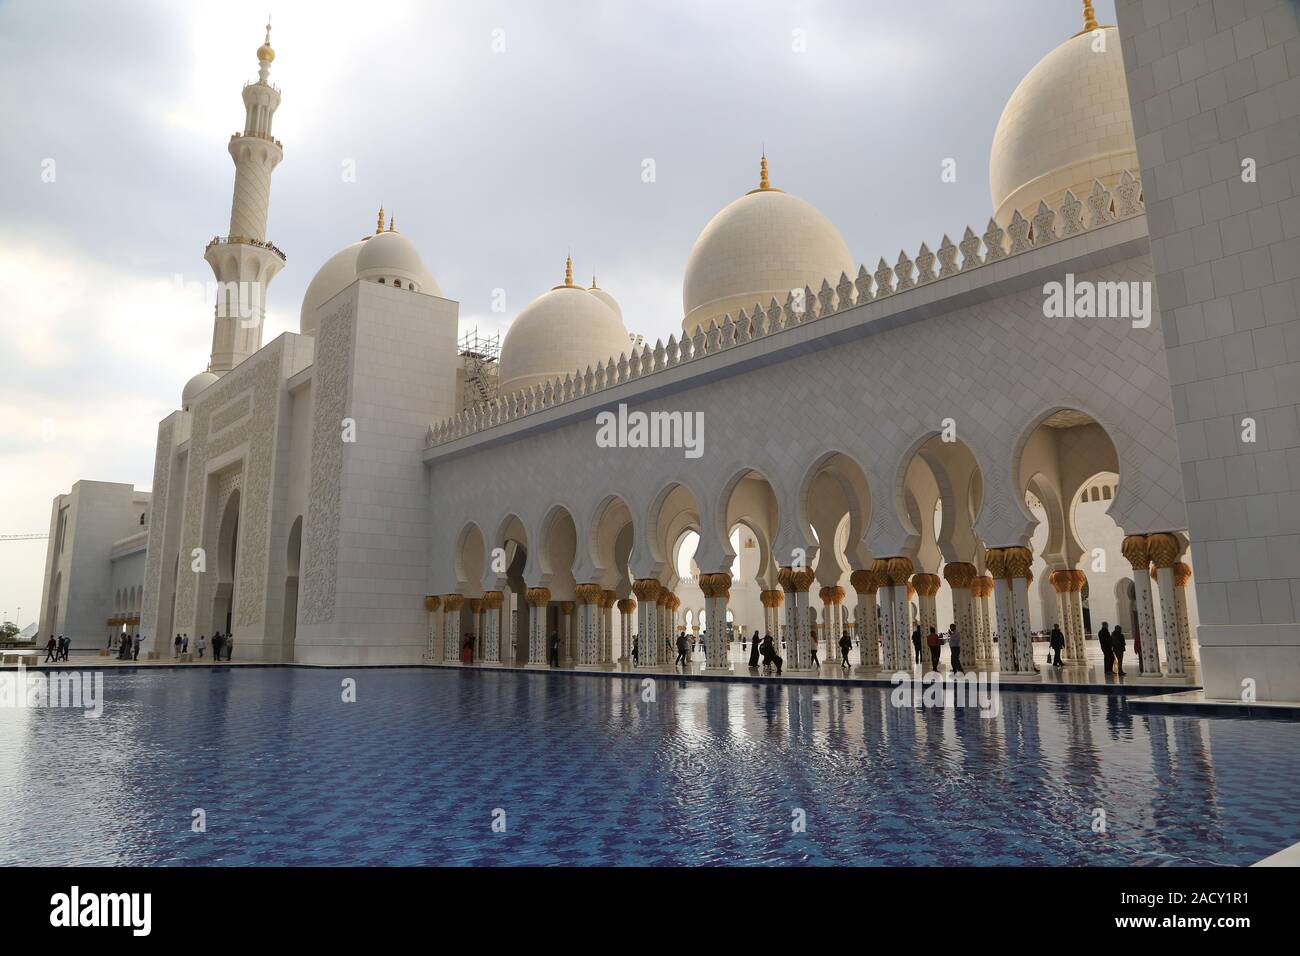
203;19;285;373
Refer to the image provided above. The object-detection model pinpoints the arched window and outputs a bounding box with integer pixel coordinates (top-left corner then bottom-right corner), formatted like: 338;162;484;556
1102;485;1112;500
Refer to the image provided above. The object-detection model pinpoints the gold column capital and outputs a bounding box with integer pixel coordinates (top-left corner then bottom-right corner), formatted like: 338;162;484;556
699;572;733;599
942;562;976;589
525;587;551;608
424;595;442;612
617;598;637;614
1148;532;1181;569
849;569;878;595
1121;533;1151;570
632;578;661;602
442;593;465;612
574;583;602;605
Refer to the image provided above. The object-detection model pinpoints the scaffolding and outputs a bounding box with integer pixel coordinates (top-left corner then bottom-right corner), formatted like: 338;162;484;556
459;329;500;408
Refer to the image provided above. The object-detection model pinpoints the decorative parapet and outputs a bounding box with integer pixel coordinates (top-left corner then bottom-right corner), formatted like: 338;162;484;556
425;171;1144;448
206;235;287;262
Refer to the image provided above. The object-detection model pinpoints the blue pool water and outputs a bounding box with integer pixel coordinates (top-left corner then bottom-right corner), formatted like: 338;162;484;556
1;667;1297;866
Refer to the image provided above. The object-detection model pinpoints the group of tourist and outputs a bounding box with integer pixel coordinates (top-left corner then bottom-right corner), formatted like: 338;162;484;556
43;634;70;662
171;632;234;661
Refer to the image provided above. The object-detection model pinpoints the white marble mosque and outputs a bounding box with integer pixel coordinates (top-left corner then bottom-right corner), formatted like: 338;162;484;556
36;2;1300;703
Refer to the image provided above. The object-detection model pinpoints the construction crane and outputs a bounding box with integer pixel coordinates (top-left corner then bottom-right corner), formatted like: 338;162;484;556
0;533;47;541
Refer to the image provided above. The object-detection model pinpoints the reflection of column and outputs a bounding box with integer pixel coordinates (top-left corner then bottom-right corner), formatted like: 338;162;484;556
779;567;815;670
617;598;636;663
887;557;914;671
469;597;483;662
699;572;732;670
1005;547;1037;672
575;584;601;666
943;563;975;657
601;590;617;665
442;594;464;663
482;591;503;663
874;559;897;670
850;570;880;668
1173;562;1196;667
986;549;1017;673
912;573;940;637
431;598;447;665
1149;533;1184;676
632;579;660;667
1122;534;1161;674
525;587;550;665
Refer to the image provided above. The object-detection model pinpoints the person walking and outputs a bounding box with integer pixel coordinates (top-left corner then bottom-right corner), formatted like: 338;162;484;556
926;628;941;671
45;635;57;662
1111;625;1127;676
839;630;852;669
1097;622;1113;675
947;624;962;673
132;633;142;661
1049;624;1065;667
760;633;783;675
674;630;689;669
810;629;820;667
911;625;923;664
748;630;761;669
174;634;182;659
631;636;639;665
197;634;207;659
547;630;560;667
225;634;234;661
181;634;189;655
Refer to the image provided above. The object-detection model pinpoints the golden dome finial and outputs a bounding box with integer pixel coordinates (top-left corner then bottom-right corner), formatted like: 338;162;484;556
376;205;385;235
388;213;396;233
590;275;598;290
257;16;275;63
1081;1;1099;32
564;255;574;287
759;150;770;190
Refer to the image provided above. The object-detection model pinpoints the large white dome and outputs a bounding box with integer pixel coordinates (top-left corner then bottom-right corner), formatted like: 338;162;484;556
299;226;441;336
990;25;1137;225
682;160;854;336
498;264;632;396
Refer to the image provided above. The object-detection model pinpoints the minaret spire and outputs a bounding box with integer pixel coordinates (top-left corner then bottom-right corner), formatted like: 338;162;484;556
377;205;386;234
202;20;286;375
1081;1;1099;32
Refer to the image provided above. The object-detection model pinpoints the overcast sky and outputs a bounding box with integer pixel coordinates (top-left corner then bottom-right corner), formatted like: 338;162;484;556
0;0;1117;625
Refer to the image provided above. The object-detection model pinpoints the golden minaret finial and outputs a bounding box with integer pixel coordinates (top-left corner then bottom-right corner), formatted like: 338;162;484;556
590;275;598;289
1082;1;1099;31
565;255;574;287
747;149;783;195
257;16;275;63
388;213;396;233
376;205;385;235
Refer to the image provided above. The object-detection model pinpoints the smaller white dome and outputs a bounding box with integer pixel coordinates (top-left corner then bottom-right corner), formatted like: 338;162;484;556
183;371;219;411
588;283;622;321
300;229;443;336
498;268;632;396
356;230;425;287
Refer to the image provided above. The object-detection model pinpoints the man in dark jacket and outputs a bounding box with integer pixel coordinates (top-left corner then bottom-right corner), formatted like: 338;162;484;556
1097;622;1113;675
675;631;689;668
1049;624;1065;667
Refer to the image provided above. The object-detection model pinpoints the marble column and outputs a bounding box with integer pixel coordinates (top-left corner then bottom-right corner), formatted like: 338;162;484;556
482;591;503;664
778;566;815;670
617;598;636;664
1173;562;1196;668
525;587;550;666
887;557;914;671
431;598;447;665
632;579;659;666
699;572;732;670
601;590;617;665
759;589;782;642
873;559;897;671
975;574;995;666
657;590;674;663
912;573;940;639
468;598;484;662
943;563;976;662
575;583;601;666
1150;533;1185;676
1122;534;1161;675
442;593;464;664
849;570;881;668
818;585;845;663
1005;546;1037;673
986;549;1018;673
